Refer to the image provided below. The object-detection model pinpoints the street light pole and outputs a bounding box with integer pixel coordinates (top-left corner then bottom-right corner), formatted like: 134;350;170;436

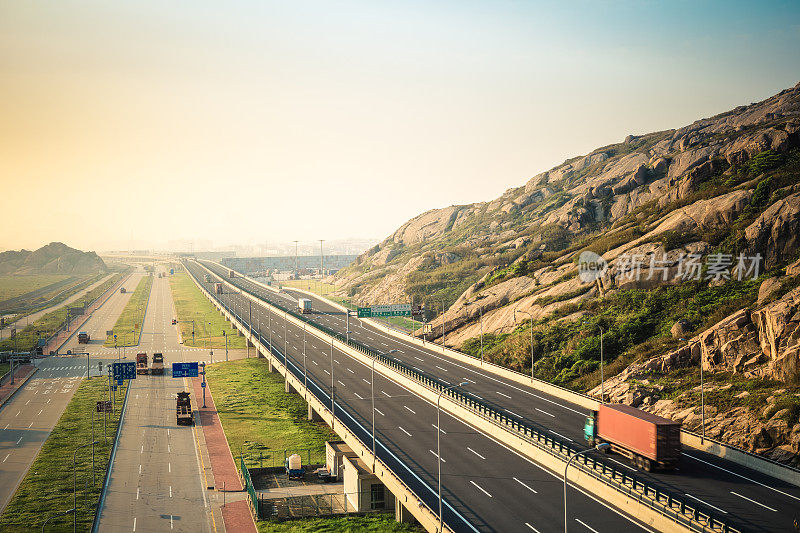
437;382;468;533
303;323;308;396
515;310;535;380
73;441;98;533
330;335;335;431
283;311;288;386
564;444;609;532
42;508;74;533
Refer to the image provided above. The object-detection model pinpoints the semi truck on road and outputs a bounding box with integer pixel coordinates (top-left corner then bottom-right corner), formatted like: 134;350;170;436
298;298;312;314
136;353;149;375
585;403;681;471
214;283;223;295
77;332;90;344
151;353;164;375
176;392;193;425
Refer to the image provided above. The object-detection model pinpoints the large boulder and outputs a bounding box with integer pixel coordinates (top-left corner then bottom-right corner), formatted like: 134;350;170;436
745;192;800;269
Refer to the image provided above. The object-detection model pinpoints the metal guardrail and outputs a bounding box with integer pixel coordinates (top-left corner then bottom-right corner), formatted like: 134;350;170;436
191;260;743;533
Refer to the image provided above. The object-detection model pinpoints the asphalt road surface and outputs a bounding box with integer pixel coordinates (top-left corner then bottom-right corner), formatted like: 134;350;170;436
196;259;800;533
96;271;215;533
0;273;140;513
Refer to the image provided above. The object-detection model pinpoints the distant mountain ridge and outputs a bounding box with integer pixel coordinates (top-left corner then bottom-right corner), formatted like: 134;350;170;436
0;242;107;275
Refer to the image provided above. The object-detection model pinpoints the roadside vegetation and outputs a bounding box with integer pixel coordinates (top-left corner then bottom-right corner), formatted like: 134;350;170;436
204;358;335;467
104;274;153;346
0;377;128;533
0;274;73;302
256;515;423;533
168;272;245;349
0;363;10;376
0;274;122;353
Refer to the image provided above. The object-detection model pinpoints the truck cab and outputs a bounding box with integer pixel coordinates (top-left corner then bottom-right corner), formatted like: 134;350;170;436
77;332;90;344
151;353;164;375
136;353;148;375
584;411;598;446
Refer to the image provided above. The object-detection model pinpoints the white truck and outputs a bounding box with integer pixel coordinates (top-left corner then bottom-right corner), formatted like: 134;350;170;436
298;298;312;314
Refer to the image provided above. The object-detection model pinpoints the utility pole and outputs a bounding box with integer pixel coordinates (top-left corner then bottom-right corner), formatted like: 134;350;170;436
319;239;325;291
293;241;299;280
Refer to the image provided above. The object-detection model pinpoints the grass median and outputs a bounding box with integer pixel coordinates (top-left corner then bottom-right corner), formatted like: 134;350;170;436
205;358;335;466
104;274;152;346
168;272;245;349
0;376;128;532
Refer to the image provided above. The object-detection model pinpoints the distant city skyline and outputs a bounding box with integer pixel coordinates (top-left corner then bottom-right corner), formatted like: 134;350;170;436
2;1;800;251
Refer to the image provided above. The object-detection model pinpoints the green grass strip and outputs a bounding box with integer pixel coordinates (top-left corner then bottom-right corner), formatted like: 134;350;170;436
168;272;246;349
0;377;128;532
104;275;152;347
256;514;423;532
205;358;335;467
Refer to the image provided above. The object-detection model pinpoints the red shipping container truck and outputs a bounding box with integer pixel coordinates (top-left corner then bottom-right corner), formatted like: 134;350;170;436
584;403;681;471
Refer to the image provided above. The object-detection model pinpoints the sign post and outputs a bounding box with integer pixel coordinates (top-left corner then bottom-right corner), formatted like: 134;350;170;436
171;362;199;378
357;304;412;318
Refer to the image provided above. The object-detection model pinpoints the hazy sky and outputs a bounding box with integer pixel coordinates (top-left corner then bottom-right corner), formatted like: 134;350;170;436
2;1;799;253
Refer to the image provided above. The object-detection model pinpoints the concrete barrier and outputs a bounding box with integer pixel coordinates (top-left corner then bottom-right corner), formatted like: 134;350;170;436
190;261;701;533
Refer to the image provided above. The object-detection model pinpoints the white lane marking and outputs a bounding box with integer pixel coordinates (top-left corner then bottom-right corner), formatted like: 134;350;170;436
133;517;136;531
470;480;492;498
729;491;777;512
168;445;171;453
398;427;412;437
337;380;346;387
374;408;385;416
432;424;446;435
414;356;423;361
404;406;416;414
47;398;50;404
429;450;445;462
608;457;636;472
3;424;8;430
346;368;355;374
170;515;173;529
15;411;19;417
435;365;448;372
25;400;30;405
141;445;143;453
324;369;330;375
514;477;538;494
2;454;9;462
27;422;32;428
549;430;573;442
535;408;555;417
683;452;800;503
575;519;600;533
362;379;370;384
16;437;22;445
354;393;364;400
312;360;318;366
504;409;522;418
525;523;542;533
37;409;42;416
169;462;171;473
381;391;391;397
170;486;173;498
684;493;727;514
136;487;139;499
139;464;142;474
496;391;511;399
467;447;486;460
334;359;340;364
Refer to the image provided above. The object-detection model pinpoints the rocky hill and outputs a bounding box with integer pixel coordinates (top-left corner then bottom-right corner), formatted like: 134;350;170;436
0;242;107;275
331;82;800;463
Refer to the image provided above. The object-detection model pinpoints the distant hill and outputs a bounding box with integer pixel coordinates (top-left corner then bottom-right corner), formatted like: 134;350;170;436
0;242;107;275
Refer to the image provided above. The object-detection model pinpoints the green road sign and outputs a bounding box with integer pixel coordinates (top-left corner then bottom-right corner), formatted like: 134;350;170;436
357;304;412;318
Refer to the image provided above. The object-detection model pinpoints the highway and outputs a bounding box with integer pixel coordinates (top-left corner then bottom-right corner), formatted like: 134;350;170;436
0;272;140;513
95;270;216;533
195;259;800;533
188;261;660;533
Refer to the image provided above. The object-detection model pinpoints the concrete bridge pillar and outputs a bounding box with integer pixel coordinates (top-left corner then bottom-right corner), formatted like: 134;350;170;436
308;404;321;421
285;378;291;393
395;499;417;524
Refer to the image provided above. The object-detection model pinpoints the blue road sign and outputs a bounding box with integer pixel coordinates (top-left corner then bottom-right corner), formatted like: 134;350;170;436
172;362;199;378
201;381;206;388
117;378;123;386
113;361;136;380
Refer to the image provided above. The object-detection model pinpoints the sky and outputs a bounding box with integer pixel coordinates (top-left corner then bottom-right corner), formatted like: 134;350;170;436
1;0;799;253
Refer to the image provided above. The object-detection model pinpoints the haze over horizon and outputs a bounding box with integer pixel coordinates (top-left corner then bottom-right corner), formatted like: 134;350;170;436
2;0;799;252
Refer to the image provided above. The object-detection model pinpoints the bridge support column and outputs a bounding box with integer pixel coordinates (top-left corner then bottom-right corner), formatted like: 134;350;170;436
285;378;291;393
267;357;274;372
308;404;321;421
395;499;417;524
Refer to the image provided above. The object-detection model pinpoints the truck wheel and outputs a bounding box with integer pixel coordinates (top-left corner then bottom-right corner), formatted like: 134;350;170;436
642;458;652;472
635;456;643;469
